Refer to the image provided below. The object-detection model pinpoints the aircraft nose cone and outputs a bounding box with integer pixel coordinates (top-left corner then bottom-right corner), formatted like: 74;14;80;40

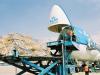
48;5;71;33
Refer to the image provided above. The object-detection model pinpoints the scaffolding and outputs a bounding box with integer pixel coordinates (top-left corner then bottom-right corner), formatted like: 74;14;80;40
0;40;79;75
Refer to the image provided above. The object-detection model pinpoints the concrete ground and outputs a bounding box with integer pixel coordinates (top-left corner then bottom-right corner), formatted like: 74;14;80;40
0;66;33;75
0;65;100;75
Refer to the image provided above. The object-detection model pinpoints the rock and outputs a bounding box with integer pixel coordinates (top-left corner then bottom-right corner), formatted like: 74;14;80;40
0;33;51;56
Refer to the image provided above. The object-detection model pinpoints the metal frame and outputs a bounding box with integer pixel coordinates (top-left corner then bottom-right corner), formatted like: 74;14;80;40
0;40;78;75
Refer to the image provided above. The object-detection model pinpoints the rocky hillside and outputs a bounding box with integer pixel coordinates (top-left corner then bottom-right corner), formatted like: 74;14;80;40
0;33;51;56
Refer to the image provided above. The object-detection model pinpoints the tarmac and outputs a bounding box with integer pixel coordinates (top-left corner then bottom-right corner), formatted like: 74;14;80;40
0;65;100;75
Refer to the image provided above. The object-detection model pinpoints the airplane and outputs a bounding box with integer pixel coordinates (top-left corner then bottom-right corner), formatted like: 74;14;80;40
48;5;100;61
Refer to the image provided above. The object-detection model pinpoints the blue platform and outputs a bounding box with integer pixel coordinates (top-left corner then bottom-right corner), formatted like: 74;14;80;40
0;40;79;75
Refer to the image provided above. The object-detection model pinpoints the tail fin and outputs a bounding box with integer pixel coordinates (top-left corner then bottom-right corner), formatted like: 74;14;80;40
48;5;71;33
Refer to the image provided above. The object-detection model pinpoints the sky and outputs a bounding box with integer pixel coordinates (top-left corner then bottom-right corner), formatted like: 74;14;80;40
0;0;100;41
